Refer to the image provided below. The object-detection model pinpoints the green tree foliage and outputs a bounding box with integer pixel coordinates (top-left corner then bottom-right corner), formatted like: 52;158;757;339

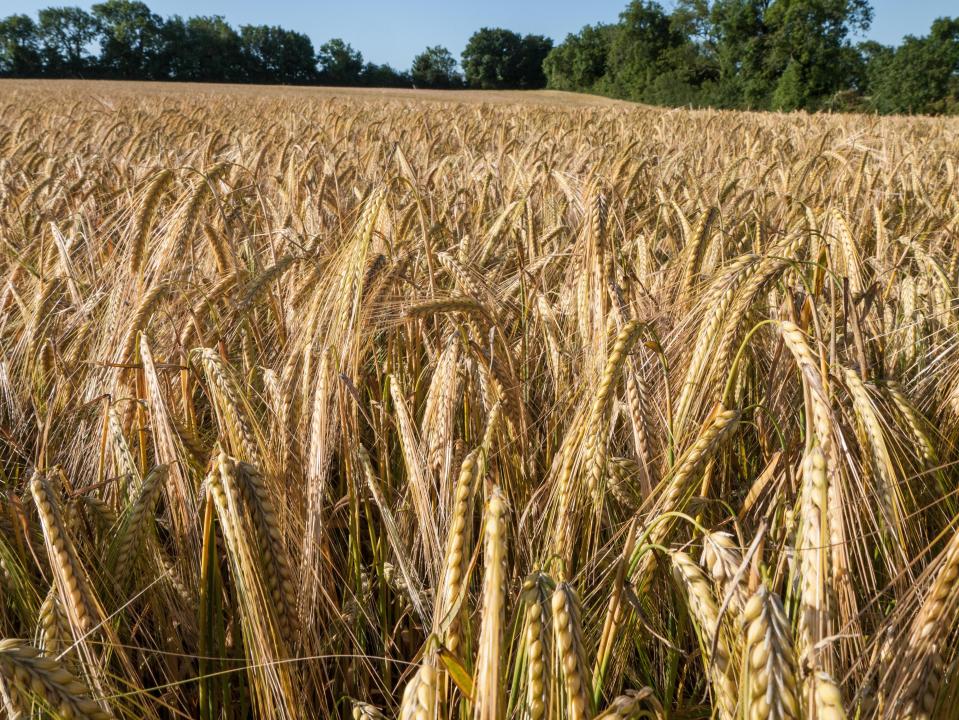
543;24;614;92
706;0;777;107
0;14;42;76
543;0;959;115
603;1;686;101
240;25;317;84
317;38;363;85
91;0;164;79
411;45;461;88
461;27;553;89
461;27;521;89
359;62;411;87
871;18;959;114
0;2;415;87
38;6;97;76
517;34;553;89
177;16;245;83
856;39;893;96
765;0;873;110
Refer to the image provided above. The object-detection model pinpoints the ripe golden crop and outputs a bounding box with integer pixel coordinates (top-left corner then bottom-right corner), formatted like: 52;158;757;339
1;80;958;719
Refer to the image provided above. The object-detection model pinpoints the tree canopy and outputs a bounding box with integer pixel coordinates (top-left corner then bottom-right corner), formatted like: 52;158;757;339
0;14;42;77
316;38;363;85
0;2;405;87
240;25;318;85
461;28;553;89
38;6;97;75
544;0;958;114
411;45;462;88
869;18;959;115
542;24;613;93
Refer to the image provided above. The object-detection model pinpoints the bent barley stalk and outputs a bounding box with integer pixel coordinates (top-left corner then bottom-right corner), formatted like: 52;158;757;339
701;532;747;617
670;551;737;719
886;523;959;719
595;688;663;720
0;639;112;720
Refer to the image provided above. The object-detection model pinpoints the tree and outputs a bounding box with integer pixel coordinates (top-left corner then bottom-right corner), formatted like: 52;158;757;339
461;28;551;89
358;62;410;87
659;0;873;110
175;15;244;83
544;24;614;92
667;0;721;86
0;14;42;77
462;27;523;89
317;38;363;85
604;1;685;101
704;0;774;108
411;45;461;88
91;0;164;79
856;39;893;97
241;25;317;84
765;0;873;110
152;15;187;79
872;17;959;114
517;34;552;88
671;0;717;48
37;6;97;76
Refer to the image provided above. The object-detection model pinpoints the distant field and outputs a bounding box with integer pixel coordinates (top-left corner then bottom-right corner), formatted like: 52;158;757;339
2;80;959;720
0;78;633;106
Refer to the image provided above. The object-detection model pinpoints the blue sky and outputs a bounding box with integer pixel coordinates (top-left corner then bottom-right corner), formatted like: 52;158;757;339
5;0;956;69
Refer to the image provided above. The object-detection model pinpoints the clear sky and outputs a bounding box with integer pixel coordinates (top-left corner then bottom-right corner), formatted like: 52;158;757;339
4;0;956;70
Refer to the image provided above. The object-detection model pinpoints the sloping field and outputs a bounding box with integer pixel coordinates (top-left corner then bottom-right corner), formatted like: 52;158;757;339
0;78;633;106
1;81;959;719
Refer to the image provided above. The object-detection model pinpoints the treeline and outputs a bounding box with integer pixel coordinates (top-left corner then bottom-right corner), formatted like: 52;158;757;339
0;1;550;91
544;1;959;115
0;1;410;86
3;0;957;114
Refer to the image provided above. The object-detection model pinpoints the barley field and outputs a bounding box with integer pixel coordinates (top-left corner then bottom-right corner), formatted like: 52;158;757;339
1;80;959;720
